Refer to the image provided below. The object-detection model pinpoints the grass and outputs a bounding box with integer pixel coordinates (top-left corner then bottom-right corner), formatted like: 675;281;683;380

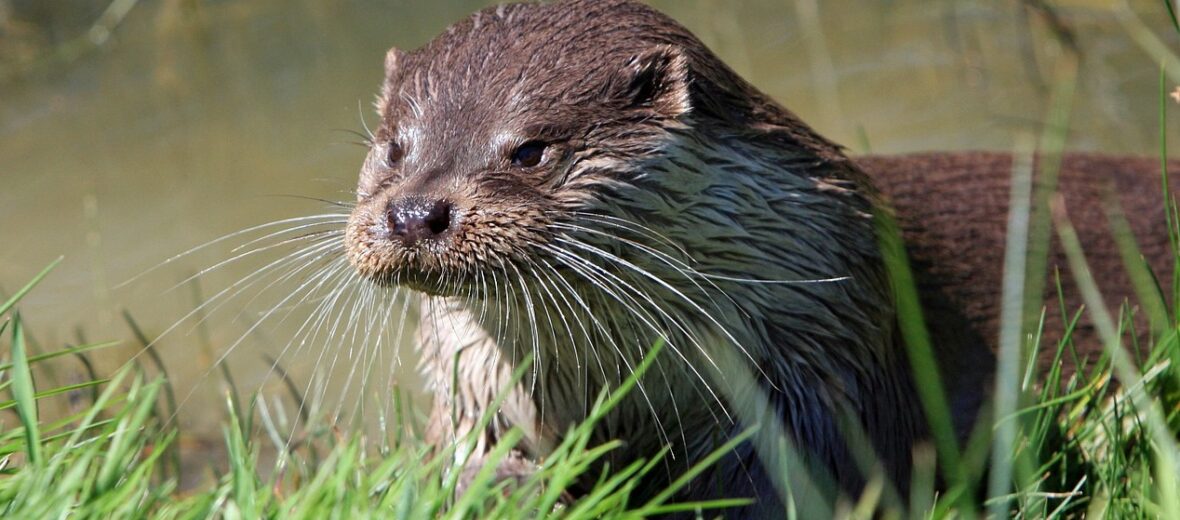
0;273;748;518
6;3;1180;519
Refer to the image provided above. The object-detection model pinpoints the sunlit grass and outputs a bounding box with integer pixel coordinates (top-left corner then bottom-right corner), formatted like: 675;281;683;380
1;271;747;518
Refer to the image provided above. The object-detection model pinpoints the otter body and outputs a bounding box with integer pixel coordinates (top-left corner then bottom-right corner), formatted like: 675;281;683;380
343;1;1172;515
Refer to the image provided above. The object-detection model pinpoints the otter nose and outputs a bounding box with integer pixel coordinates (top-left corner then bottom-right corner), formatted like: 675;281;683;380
387;198;454;246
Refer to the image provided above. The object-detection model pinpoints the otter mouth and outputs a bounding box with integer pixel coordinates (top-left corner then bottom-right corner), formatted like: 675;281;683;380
346;226;496;298
365;267;462;297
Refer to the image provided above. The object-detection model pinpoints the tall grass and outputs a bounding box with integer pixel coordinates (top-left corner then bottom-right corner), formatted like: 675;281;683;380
1;270;744;518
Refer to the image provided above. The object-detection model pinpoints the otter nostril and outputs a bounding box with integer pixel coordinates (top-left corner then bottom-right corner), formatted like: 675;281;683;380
386;198;453;246
425;201;452;236
389;212;406;235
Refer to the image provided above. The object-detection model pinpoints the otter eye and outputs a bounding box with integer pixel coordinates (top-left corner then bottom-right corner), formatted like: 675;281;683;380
510;141;547;168
386;142;404;166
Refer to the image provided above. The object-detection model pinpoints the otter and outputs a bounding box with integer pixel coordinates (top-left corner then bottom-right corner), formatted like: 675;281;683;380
343;0;1174;515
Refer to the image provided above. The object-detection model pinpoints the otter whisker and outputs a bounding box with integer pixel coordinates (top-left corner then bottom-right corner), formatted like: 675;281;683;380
507;263;544;397
569;210;692;259
552;235;778;389
244;254;353;365
539;244;699;368
268;262;354;364
531;258;612;398
530;259;677;455
527;263;601;437
473;266;491;327
512;264;557;395
288;267;365;436
533;257;637;378
491;264;517;364
124;234;344;375
692;273;851;285
183;235;345;335
537;243;732;429
360;287;396;424
333;271;391;421
261;194;355;209
116;213;348;289
230;237;347;317
551;221;737;316
583;283;691;470
254;263;377;438
227;221;347;255
380;293;415;421
537;254;733;448
333;127;375;148
331;272;372;410
312;271;369;411
160;254;352;429
169;225;344;295
536;262;613;425
544;238;729;366
525;259;584;371
575;252;717;467
357;98;376;142
247;261;356;384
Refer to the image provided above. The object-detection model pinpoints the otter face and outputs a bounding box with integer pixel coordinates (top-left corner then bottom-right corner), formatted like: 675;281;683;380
344;3;692;297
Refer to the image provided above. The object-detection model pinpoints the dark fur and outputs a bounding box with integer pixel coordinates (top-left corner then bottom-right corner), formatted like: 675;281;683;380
864;152;1175;381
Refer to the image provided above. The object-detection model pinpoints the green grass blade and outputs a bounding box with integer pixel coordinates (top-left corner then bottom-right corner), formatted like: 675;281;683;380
0;379;110;411
637;426;757;513
9;314;42;465
223;392;259;518
876;211;966;494
0;341;119;373
988;137;1036;517
0;257;62;317
1165;0;1180;34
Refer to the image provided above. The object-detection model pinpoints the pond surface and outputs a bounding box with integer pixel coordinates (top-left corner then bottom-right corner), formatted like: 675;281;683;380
1;0;1176;446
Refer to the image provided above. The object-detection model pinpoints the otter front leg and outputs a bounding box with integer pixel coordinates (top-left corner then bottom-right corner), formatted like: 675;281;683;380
416;297;554;490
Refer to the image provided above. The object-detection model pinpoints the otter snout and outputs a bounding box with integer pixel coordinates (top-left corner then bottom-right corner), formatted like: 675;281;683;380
387;197;454;246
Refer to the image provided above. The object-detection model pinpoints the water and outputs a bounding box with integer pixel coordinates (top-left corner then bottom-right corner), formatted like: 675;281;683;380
1;0;1175;451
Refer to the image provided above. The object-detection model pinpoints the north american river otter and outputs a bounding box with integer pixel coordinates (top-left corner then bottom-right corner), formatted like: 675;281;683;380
343;0;1174;515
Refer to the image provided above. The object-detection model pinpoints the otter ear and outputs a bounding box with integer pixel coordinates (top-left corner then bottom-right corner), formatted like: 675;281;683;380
378;47;405;112
617;45;691;118
384;47;404;78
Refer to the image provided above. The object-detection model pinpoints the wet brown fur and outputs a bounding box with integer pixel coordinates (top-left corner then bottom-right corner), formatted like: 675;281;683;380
343;0;1176;515
863;152;1176;387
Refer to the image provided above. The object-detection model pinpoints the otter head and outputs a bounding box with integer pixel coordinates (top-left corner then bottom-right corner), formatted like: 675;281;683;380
345;0;705;296
346;0;854;301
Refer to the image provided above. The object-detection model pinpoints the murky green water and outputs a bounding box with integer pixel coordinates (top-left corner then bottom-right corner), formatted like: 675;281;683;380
1;0;1176;447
